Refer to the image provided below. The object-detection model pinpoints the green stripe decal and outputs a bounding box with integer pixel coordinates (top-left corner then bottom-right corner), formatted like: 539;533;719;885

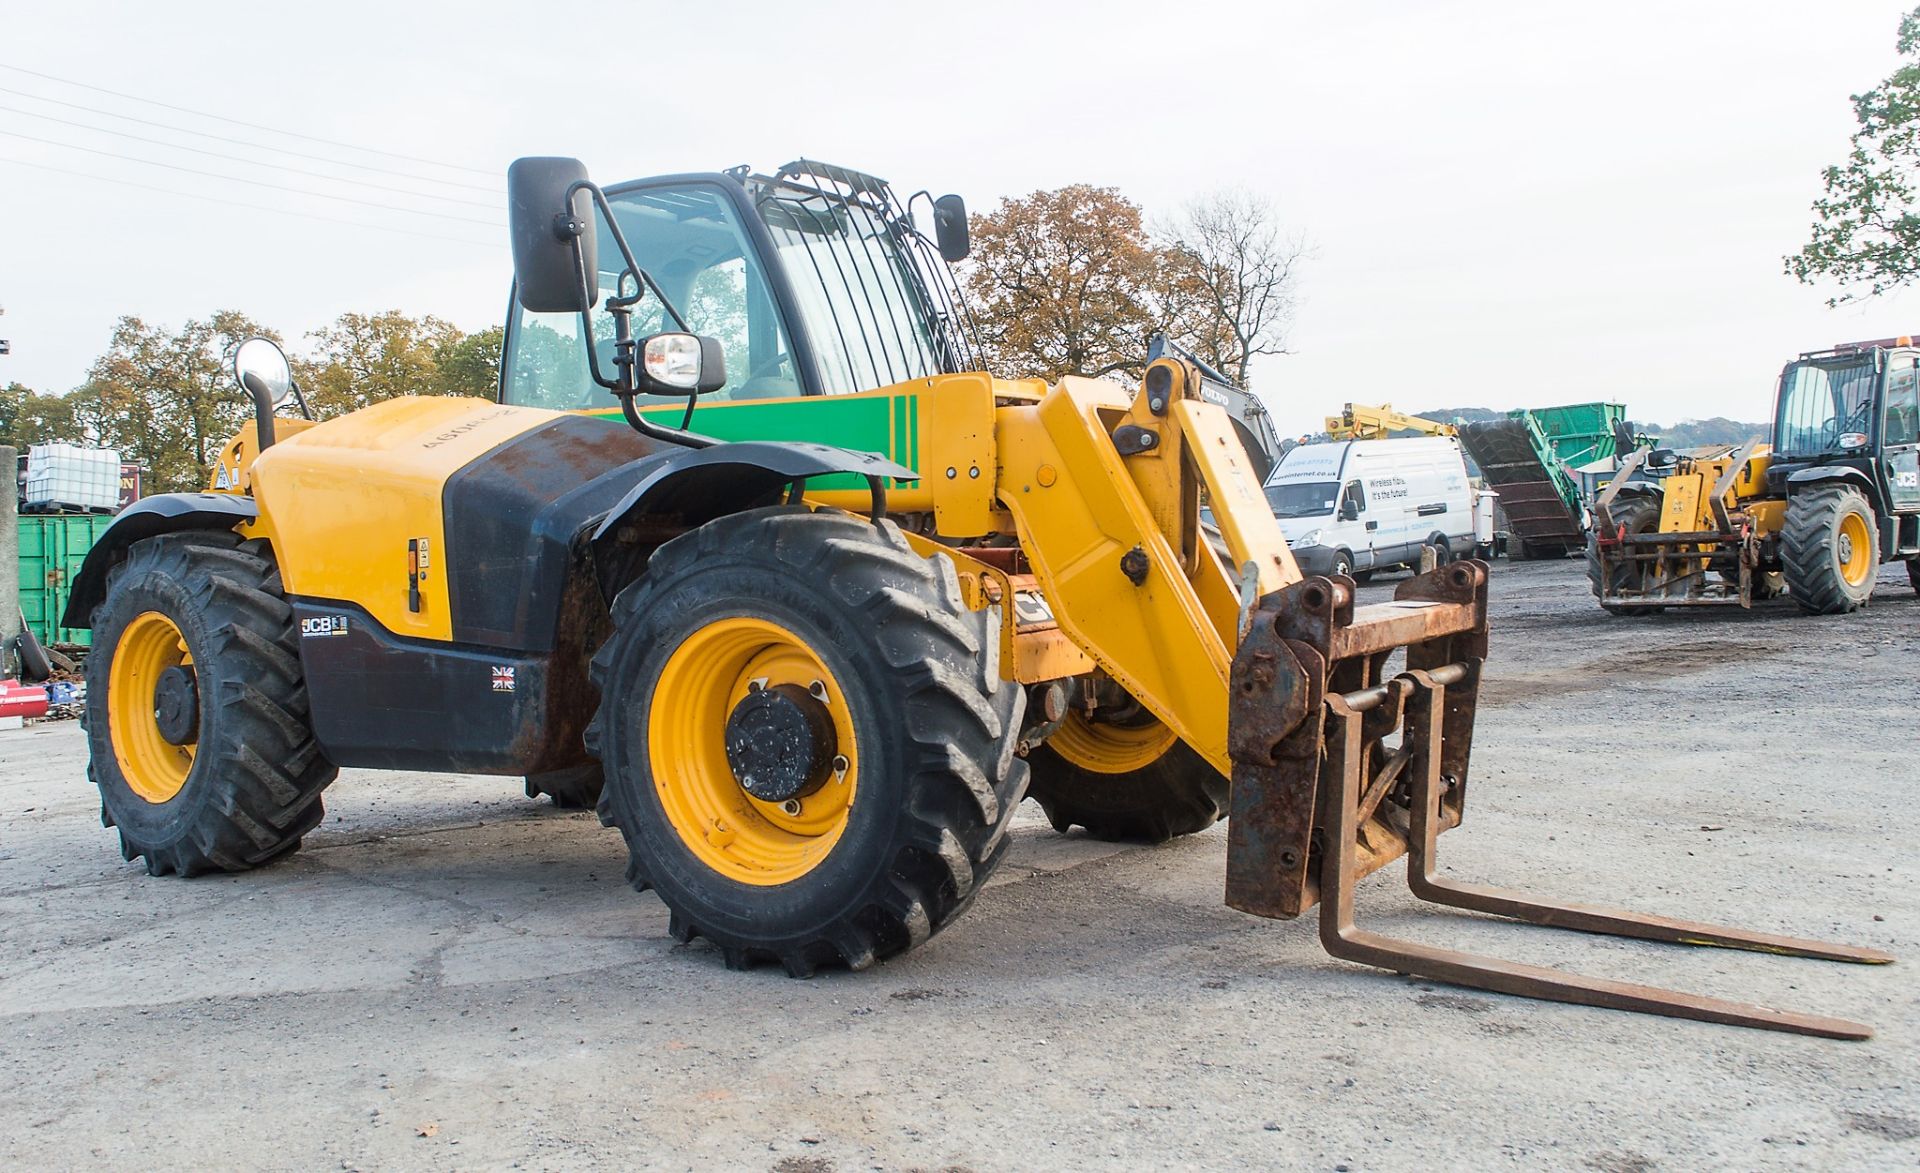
593;394;921;489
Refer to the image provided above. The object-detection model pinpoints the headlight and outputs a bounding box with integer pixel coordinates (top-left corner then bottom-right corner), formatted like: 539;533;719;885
1291;529;1324;548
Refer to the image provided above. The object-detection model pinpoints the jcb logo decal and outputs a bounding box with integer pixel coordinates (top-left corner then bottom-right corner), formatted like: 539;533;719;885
300;615;350;638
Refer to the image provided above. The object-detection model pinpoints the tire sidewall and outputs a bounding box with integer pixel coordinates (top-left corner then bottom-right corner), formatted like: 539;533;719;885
601;558;915;941
86;556;220;848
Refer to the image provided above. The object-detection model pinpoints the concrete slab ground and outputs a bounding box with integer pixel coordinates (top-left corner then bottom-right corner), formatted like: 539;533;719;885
1;557;1915;1170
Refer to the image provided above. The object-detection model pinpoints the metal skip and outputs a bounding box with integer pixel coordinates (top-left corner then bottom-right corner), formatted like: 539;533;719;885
1226;560;1892;1040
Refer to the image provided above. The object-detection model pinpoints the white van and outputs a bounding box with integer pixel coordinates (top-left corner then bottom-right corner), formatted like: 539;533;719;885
1265;438;1478;579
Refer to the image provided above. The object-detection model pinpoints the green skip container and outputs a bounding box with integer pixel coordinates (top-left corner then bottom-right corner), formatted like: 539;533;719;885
17;513;115;649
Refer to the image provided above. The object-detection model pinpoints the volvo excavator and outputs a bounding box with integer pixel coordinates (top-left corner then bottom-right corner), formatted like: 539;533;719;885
64;157;1890;1038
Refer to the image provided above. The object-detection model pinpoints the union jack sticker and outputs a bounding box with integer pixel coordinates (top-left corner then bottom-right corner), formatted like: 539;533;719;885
491;666;516;693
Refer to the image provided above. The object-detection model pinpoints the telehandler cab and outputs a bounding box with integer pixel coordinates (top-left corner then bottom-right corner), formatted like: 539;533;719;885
68;157;1890;1037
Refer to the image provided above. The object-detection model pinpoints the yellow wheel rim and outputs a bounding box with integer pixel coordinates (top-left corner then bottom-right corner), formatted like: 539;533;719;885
648;617;858;886
1838;510;1873;586
107;611;197;804
1048;711;1177;774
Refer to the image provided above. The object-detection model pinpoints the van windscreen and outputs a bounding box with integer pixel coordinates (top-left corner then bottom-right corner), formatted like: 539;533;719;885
1266;481;1340;518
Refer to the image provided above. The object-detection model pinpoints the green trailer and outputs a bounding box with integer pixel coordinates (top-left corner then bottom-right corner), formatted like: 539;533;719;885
17;513;116;649
1519;401;1628;469
1457;402;1629;560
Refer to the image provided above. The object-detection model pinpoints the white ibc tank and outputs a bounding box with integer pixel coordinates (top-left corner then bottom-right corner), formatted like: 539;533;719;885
24;444;123;512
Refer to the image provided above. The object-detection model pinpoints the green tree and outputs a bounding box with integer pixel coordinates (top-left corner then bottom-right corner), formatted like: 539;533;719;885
79;313;274;493
300;310;467;416
0;382;84;450
432;324;504;399
1788;5;1920;302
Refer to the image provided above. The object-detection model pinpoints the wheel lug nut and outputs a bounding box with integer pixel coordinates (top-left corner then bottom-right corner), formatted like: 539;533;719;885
780;799;802;816
808;680;829;703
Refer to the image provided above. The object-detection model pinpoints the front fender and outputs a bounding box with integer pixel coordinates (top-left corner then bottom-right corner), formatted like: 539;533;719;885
588;440;917;600
1787;465;1882;508
60;494;259;629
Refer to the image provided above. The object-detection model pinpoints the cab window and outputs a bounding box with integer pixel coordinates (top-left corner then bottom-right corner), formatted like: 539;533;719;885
501;183;799;410
1887;358;1919;446
1342;480;1366;515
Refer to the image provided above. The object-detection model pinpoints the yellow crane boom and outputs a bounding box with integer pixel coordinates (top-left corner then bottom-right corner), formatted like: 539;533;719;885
1325;402;1458;441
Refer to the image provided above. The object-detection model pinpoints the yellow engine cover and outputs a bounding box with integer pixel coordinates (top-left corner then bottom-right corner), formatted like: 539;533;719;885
244;397;563;642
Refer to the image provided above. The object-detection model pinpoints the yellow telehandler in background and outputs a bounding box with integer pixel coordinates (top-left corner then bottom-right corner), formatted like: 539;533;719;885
1589;338;1920;613
64;157;1890;1038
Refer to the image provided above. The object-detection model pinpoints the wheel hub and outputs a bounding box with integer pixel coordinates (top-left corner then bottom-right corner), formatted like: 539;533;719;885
724;683;837;803
153;665;200;746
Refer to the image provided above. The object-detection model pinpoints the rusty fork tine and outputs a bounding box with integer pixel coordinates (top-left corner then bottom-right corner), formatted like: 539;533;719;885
1316;695;1878;1041
1401;675;1894;967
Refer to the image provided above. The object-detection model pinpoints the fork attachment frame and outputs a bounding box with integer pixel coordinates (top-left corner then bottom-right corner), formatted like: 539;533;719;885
1225;560;1892;1040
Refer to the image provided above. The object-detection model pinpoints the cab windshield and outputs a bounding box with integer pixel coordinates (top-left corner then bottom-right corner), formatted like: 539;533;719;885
1266;481;1340;518
1774;358;1877;456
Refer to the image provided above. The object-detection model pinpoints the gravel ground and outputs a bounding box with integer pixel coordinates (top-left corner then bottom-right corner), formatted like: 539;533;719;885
1;556;1915;1171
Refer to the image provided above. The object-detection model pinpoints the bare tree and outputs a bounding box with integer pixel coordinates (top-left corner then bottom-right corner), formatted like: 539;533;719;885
1160;191;1306;387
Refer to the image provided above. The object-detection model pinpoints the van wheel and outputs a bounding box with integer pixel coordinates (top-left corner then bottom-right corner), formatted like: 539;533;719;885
1426;535;1451;566
1330;550;1353;578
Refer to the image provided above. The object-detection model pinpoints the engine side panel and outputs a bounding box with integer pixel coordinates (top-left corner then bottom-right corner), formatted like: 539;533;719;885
247;397;564;643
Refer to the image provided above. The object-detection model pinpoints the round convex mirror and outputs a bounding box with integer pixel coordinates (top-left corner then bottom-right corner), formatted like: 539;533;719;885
232;336;295;405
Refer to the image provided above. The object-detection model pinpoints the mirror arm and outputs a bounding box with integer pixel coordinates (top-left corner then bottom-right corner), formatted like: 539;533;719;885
559;178;708;448
288;379;314;421
248;380;278;453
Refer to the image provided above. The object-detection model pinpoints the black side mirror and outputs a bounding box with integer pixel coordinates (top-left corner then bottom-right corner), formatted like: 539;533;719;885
1340;498;1360;521
933;193;969;262
633;333;728;397
508;157;598;313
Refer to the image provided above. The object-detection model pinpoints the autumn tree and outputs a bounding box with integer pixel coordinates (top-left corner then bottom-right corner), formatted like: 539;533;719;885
1788;5;1920;302
78;313;274;493
964;184;1303;387
1160;190;1304;386
0;382;84;450
963;185;1164;381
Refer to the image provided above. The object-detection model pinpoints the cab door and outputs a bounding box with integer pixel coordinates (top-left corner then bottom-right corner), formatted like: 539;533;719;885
1886;354;1920;514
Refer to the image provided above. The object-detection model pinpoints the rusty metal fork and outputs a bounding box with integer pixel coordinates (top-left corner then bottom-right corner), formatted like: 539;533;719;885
1316;667;1893;1041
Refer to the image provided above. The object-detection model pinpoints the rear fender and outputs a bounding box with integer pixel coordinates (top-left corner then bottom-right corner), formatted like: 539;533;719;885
587;441;916;602
60;494;259;629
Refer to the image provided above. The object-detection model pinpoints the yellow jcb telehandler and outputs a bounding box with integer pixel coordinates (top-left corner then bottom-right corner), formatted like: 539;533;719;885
1588;338;1920;613
66;157;1890;1037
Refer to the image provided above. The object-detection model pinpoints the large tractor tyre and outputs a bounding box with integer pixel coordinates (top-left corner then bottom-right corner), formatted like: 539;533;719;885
1586;496;1662;616
525;764;603;809
587;507;1028;977
1025;722;1227;843
84;532;337;876
1781;485;1880;614
1906;555;1920;595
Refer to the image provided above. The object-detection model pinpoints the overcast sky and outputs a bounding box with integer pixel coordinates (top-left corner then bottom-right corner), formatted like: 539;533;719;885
4;0;1919;438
